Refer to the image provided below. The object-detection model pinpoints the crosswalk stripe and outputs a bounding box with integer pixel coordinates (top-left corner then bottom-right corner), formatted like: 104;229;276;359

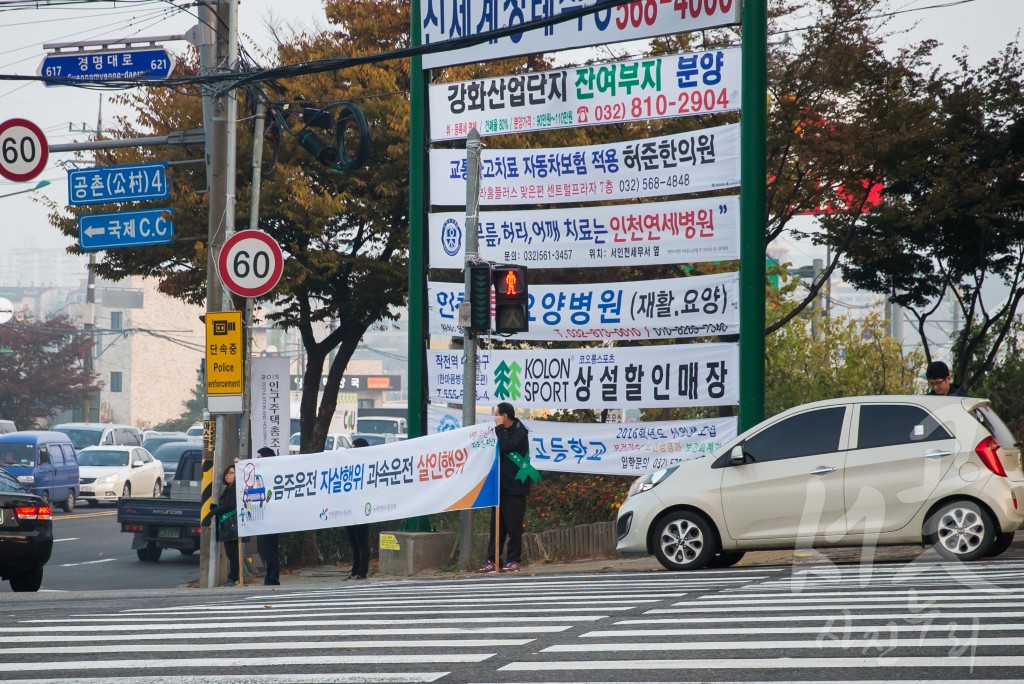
0;676;447;684
583;624;1021;637
2;654;491;673
712;588;1019;598
11;616;603;632
2;638;531;656
1;626;571;644
616;611;1024;624
499;656;1024;671
87;605;631;618
542;636;1022;651
649;600;1024;612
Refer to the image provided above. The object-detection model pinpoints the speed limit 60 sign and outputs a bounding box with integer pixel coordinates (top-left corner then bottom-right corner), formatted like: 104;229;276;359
0;118;48;182
218;229;284;298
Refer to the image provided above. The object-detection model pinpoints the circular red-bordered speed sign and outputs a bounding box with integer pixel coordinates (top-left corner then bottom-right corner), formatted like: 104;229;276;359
0;118;48;182
218;230;284;298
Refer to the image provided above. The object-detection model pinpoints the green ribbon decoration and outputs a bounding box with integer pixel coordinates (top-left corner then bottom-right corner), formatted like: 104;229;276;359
218;510;236;526
506;450;541;484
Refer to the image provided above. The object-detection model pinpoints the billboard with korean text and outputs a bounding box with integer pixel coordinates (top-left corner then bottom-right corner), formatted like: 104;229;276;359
430;123;739;206
431;48;740;141
237;425;499;536
429;272;739;341
420;0;741;69
428;343;738;409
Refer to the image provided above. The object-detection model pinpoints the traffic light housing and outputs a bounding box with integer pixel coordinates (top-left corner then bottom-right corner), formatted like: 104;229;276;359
466;263;493;334
493;264;529;334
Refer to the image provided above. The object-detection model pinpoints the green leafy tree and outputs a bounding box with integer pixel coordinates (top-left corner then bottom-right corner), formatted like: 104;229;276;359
765;272;923;415
977;319;1024;441
0;314;101;428
838;44;1024;390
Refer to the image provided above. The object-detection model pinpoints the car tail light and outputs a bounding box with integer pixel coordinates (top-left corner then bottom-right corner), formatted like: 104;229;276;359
189;526;202;535
121;523;143;533
1013;491;1019;511
975;436;1007;477
14;505;52;521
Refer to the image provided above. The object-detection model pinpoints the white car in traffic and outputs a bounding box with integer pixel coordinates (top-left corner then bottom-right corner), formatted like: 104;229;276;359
617;396;1024;570
77;446;165;505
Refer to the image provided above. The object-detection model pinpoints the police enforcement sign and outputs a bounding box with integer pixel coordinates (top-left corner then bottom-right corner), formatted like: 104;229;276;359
205;310;244;414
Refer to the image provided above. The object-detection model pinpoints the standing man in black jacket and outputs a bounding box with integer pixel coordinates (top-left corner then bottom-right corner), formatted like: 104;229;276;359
479;402;532;573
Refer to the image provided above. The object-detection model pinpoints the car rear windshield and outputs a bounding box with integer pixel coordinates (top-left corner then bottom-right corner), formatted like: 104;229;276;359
154;446;190;464
78;450;129;467
0;444;36;468
53;428;103;449
973;406;1019;450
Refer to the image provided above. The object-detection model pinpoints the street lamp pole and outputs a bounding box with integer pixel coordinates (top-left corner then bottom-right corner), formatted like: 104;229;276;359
0;180;51;200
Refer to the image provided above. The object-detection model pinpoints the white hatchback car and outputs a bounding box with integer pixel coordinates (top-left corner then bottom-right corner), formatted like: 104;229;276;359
77;446;165;505
617;396;1024;570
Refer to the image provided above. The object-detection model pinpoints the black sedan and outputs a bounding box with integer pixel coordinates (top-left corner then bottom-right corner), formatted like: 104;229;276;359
0;467;53;592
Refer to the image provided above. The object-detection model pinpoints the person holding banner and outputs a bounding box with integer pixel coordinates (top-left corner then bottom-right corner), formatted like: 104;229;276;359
479;402;535;574
255;446;281;586
210;464;240;587
344;437;372;580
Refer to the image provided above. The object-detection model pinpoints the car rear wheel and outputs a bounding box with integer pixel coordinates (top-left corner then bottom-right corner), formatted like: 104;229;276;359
986;531;1015;558
925;500;994;561
707;551;746;568
652;510;717;571
121;482;131;498
63;489;75;513
151;480;162;498
137;543;162;562
9;566;43;592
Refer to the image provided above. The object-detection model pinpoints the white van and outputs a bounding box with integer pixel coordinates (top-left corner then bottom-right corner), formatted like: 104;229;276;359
51;423;142;451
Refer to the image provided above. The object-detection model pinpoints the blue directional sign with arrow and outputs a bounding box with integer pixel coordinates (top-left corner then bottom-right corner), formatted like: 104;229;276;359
68;163;169;206
79;208;175;251
39;48;175;86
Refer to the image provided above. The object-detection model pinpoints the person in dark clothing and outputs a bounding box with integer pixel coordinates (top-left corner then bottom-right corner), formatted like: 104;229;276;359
255;446;281;586
344;437;372;580
210;463;239;586
479;402;532;574
926;361;967;397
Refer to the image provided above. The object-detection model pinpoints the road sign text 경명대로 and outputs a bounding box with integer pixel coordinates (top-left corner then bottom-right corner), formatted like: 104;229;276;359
39;48;176;85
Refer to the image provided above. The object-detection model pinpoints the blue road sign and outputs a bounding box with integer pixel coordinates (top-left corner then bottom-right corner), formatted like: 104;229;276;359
68;163;169;206
79;208;174;251
39;48;175;86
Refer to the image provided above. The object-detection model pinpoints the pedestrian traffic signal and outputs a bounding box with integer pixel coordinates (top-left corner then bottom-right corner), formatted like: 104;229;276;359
493;264;528;334
467;263;493;334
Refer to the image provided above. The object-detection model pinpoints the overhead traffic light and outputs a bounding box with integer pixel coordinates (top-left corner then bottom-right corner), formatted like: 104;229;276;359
493;264;529;334
466;263;493;334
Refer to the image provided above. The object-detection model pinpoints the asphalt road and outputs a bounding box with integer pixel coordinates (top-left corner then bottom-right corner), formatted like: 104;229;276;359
3;558;1024;682
0;505;199;593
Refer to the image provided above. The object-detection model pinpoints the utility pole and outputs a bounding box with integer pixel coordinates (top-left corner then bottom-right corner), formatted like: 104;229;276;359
458;129;482;573
198;0;240;589
80;95;103;422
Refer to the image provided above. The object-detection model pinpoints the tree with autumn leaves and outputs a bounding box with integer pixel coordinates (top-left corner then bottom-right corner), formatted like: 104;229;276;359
0;313;101;428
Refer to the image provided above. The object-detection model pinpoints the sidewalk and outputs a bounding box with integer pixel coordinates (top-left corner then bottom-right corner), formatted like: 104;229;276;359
276;536;1024;587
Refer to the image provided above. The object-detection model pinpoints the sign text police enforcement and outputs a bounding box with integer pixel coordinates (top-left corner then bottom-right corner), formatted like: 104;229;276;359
39;48;176;86
78;208;174;251
68;163;169;206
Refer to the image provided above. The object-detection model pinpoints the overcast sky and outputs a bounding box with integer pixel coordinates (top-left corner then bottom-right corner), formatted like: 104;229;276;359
0;0;1020;261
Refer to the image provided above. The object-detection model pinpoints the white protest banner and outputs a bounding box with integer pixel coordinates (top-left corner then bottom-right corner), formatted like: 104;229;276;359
430;48;740;141
236;425;499;536
430;123;739;206
429;271;739;341
429;195;738;270
428;404;737;476
429;342;738;409
250;356;290;458
420;0;741;69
